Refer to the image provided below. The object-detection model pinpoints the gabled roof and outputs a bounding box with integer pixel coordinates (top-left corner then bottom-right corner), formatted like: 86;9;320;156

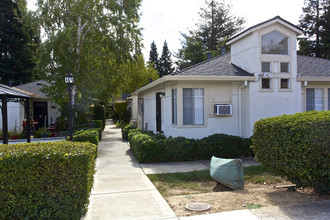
0;84;33;98
297;55;330;79
227;16;303;45
173;53;252;77
15;80;50;99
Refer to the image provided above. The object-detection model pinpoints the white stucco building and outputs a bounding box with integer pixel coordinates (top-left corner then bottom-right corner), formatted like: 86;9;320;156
132;16;330;138
0;81;60;131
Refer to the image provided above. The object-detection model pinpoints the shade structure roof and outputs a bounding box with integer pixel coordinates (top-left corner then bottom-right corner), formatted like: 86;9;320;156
0;84;33;98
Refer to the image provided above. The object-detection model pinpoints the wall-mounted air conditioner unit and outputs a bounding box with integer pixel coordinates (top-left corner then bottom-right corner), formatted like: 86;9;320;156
214;104;232;116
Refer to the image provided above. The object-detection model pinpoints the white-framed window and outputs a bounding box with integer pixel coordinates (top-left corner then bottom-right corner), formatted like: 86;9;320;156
183;88;204;125
261;78;271;90
280;78;290;89
280;62;290;73
262;62;271;73
306;88;324;111
172;89;177;124
261;31;289;54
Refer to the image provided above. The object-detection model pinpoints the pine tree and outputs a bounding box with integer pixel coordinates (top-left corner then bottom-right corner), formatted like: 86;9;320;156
0;0;35;85
159;40;173;77
194;0;245;52
148;41;159;72
176;0;245;68
299;0;330;59
176;33;206;69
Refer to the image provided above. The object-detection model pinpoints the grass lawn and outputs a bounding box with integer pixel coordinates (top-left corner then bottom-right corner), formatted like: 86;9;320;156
147;165;285;197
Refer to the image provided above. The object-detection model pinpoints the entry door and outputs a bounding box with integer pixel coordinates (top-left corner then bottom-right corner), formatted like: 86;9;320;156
33;102;48;128
156;93;162;132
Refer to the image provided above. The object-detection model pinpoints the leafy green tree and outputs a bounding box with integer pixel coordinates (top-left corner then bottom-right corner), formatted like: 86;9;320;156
36;0;142;109
299;0;330;59
159;40;173;77
148;41;159;72
176;0;245;68
122;54;159;93
0;0;36;85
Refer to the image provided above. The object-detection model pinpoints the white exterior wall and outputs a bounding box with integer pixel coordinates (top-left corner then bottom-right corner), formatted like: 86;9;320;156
161;82;243;139
142;92;156;132
232;23;303;137
231;32;259;74
130;95;138;121
47;100;60;126
0;102;22;131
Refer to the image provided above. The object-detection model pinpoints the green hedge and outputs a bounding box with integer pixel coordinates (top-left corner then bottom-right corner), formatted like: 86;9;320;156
114;101;127;114
92;120;103;130
128;129;252;163
252;111;330;194
93;104;105;130
122;123;137;141
0;141;97;219
73;129;100;145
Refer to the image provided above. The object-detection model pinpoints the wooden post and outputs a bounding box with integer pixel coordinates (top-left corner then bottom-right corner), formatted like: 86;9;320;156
25;98;31;143
2;95;8;144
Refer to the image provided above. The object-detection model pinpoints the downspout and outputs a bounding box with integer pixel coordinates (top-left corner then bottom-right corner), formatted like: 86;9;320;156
238;81;248;137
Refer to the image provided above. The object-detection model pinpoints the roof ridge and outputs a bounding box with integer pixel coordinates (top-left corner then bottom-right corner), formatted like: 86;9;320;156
172;53;231;75
227;16;303;45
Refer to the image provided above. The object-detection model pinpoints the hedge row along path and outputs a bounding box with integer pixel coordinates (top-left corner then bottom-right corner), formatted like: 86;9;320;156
83;120;176;219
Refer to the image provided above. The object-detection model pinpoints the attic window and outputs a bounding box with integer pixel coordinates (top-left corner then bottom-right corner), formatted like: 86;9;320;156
261;31;288;54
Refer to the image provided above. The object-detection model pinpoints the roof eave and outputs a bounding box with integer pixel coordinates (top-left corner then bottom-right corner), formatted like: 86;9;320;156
297;77;330;82
227;16;304;45
132;75;256;95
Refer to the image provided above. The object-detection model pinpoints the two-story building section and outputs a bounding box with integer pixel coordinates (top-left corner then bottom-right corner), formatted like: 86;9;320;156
131;16;330;138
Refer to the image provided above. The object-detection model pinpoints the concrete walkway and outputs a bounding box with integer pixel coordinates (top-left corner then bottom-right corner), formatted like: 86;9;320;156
141;157;259;174
84;120;330;220
83;121;177;220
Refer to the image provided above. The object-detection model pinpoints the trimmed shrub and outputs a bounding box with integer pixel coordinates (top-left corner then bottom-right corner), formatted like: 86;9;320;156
35;127;51;138
92;120;103;130
252;111;330;194
114;101;131;123
201;134;252;159
127;129;251;163
93;104;105;130
122;123;137;141
0;141;97;219
73;129;99;145
114;101;127;114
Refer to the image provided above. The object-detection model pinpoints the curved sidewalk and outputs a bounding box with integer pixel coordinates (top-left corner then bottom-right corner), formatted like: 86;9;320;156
83;121;177;220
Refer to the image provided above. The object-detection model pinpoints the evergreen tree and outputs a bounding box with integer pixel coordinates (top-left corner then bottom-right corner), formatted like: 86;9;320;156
176;0;245;68
159;41;173;77
176;33;206;69
194;0;245;52
299;0;330;59
148;41;159;72
0;0;35;85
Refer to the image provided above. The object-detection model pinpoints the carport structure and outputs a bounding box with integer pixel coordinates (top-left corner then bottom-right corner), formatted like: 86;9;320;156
0;84;33;144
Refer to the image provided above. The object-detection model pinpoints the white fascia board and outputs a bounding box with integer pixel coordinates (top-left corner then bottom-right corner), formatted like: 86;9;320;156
132;75;255;95
227;17;304;45
297;77;330;82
